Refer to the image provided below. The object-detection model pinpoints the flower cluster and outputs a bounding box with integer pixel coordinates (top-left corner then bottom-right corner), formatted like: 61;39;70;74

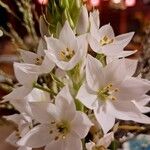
3;6;150;150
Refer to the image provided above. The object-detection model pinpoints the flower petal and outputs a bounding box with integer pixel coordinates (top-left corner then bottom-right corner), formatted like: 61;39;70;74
29;101;53;124
20;50;38;64
115;32;134;48
94;104;115;134
3;86;31;102
18;146;32;150
14;63;39;88
45;37;66;55
6;131;19;147
76;83;98;109
76;5;89;35
64;133;82;150
103;59;126;84
71;111;93;138
27;88;50;103
45;140;64;150
59;21;76;50
116;77;150;100
86;54;104;91
17;125;51;148
55;86;76;121
98;24;115;40
40;54;55;73
88;34;101;53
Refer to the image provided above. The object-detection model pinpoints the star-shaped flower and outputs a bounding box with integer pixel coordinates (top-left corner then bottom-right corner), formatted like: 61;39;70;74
17;86;93;150
88;24;137;58
77;55;150;133
45;21;87;70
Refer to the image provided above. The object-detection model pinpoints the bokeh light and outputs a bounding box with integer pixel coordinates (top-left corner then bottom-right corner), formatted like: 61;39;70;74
125;0;136;7
38;0;48;5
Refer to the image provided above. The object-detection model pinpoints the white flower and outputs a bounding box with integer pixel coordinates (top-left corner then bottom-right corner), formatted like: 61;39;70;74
86;132;114;150
5;113;32;150
45;21;87;70
88;24;137;58
3;63;40;113
76;5;99;35
17;86;93;150
77;55;150;133
20;39;55;74
133;95;150;113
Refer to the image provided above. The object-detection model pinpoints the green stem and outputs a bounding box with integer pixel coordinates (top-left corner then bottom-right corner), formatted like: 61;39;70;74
33;83;56;95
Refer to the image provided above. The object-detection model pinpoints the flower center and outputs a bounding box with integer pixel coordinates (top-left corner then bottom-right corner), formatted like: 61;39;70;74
35;56;44;65
49;120;70;140
59;48;75;62
97;83;119;102
100;36;114;46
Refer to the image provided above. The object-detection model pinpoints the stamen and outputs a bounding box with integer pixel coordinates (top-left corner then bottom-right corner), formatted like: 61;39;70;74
59;48;75;62
100;35;114;46
97;83;119;102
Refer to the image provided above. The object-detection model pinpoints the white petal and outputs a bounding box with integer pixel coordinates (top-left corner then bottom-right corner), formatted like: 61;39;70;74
40;54;55;73
57;49;81;70
64;134;82;150
116;77;150;100
98;132;114;148
94;104;115;134
133;101;150;113
135;95;150;105
3;86;31;102
37;39;47;56
4;114;21;125
14;63;39;88
46;50;81;71
108;101;150;123
18;146;32;150
47;103;62;121
55;86;76;121
98;24;115;40
103;59;126;84
45;140;64;150
88;34;101;53
77;34;88;57
115;32;134;48
124;58;138;77
20;49;38;64
17;125;51;148
90;10;100;39
6;131;19;147
71;111;93;138
116;50;137;58
86;54;104;91
76;5;89;35
45;36;65;54
59;21;76;50
76;83;98;109
29;101;53;123
27;88;50;103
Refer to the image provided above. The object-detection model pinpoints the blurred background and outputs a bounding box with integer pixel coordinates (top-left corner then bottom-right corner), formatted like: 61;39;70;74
0;0;150;149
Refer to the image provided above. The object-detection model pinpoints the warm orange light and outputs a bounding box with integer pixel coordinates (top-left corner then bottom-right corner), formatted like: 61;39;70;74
38;0;48;5
90;0;100;6
125;0;136;7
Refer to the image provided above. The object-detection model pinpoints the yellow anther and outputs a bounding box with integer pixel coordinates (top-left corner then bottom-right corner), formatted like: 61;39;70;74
100;36;114;46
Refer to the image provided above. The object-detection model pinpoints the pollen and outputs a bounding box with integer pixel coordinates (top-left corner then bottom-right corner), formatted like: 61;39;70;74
100;36;114;46
97;83;119;102
59;48;75;62
35;56;44;65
